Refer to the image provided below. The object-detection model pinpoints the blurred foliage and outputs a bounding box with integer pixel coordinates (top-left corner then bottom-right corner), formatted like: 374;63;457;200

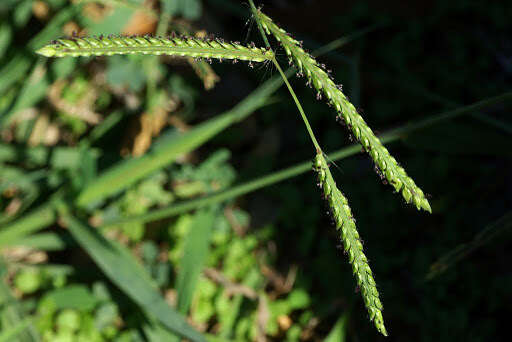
0;0;511;341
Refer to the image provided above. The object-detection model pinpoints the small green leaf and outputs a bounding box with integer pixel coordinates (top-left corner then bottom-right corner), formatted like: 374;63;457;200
43;285;98;311
324;312;349;342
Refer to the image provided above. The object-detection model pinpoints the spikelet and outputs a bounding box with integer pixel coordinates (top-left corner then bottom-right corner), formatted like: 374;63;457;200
313;152;387;336
36;35;274;63
255;9;431;213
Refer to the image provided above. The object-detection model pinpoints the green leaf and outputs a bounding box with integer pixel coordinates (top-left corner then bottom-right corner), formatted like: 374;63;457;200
6;233;72;251
2;59;50;126
0;202;56;249
181;0;202;20
80;6;134;36
13;0;33;28
60;211;206;342
0;22;12;60
28;5;79;50
102;91;512;226
42;285;98;311
176;207;216;314
324;312;349;342
0;261;40;342
217;269;260;339
0;318;32;342
76;69;283;207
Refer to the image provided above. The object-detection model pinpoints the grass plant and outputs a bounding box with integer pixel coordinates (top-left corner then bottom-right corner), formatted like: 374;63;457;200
1;0;510;340
253;8;431;212
29;1;512;334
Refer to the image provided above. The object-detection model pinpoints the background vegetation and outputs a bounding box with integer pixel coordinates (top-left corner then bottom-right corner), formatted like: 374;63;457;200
1;0;511;341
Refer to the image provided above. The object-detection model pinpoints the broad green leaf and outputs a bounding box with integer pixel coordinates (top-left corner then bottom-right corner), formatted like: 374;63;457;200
42;285;98;311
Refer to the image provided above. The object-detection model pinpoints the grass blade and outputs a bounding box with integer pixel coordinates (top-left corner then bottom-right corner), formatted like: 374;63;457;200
176;208;216;314
11;232;73;251
0;202;56;249
426;211;512;280
57;208;206;342
324;311;350;342
76;68;284;207
102;91;512;226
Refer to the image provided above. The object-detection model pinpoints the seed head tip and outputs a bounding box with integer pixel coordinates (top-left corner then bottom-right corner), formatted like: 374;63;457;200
36;45;56;57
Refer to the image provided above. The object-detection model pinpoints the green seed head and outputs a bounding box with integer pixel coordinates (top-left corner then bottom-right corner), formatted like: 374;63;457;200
35;35;274;63
311;152;387;336
256;8;431;214
36;45;58;57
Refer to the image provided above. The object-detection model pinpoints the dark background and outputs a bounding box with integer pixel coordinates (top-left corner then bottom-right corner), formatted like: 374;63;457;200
204;0;512;340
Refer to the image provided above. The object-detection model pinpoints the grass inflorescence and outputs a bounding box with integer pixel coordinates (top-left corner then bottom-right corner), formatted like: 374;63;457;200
313;152;387;336
36;34;274;63
255;9;431;213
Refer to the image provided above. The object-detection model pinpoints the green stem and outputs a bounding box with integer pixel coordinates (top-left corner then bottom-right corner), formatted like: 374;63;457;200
272;58;321;152
249;0;321;152
100;90;512;227
248;0;271;49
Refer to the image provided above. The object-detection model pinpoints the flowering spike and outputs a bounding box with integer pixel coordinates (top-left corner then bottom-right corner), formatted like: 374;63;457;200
313;152;387;336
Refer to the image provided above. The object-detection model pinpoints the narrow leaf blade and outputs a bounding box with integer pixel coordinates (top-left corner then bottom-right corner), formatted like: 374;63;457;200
61;213;206;342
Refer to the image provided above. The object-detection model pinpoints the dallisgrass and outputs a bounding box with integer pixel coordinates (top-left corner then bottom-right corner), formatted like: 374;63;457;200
254;8;431;213
37;35;274;62
33;3;438;336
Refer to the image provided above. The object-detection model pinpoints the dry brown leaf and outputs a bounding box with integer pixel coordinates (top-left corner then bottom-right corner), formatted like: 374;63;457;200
122;10;157;36
62;21;84;37
32;0;49;20
277;315;292;331
256;295;270;342
28;113;50;147
5;198;22;217
82;3;110;23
